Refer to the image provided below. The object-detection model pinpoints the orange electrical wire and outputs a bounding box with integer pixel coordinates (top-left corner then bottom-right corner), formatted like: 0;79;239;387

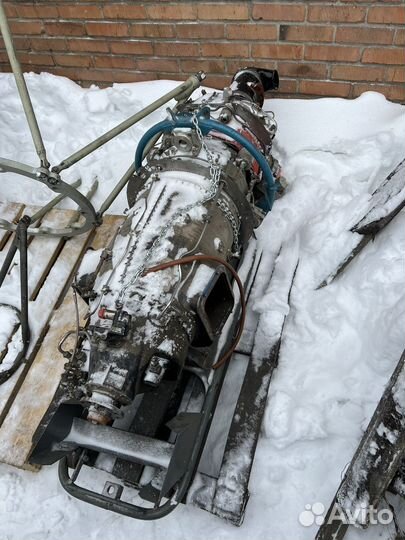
143;255;246;369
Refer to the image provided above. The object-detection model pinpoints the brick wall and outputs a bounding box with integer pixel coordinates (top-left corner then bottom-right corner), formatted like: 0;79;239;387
1;1;404;102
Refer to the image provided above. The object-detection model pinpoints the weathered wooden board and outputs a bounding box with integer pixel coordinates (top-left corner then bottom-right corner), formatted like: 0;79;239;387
0;202;23;250
0;207;93;424
0;203;124;468
0;291;88;468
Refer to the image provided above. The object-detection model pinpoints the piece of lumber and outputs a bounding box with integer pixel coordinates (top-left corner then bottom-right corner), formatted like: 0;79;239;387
0;212;124;468
0;202;23;250
0;290;88;468
0;223;92;424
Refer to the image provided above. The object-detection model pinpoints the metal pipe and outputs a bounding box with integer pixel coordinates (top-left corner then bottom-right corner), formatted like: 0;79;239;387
64;418;174;469
17;215;30;347
0;236;18;287
97;162;135;217
53;72;205;174
0;0;49;168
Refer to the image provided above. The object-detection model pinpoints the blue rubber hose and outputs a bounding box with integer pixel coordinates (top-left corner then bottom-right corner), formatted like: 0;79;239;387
134;115;278;210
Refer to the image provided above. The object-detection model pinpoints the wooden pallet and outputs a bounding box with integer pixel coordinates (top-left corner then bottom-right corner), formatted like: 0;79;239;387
0;202;124;470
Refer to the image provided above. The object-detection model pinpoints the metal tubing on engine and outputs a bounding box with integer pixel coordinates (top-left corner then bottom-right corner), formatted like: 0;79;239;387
53;73;205;175
0;1;49;169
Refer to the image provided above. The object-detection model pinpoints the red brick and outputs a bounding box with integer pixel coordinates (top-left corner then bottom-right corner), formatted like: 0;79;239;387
341;0;400;2
227;59;277;73
277;78;297;94
280;25;334;42
198;3;249;20
146;4;197;20
253;3;306;22
103;4;146;19
0;36;30;50
352;83;405;102
336;26;394;45
68;39;109;53
204;74;231;89
300;80;351;98
305;45;361;62
394;29;405;46
368;6;405;24
6;37;31;50
363;47;405;65
72;68;151;84
86;22;129;37
94;56;137;69
3;3;17;17
130;24;175;38
10;21;43;35
137;58;179;72
111;72;154;83
201;42;249;58
181;58;226;74
308;5;366;23
58;5;103;20
16;4;58;18
157;73;184;82
227;23;277;40
19;53;54;66
177;24;225;39
155;42;199;57
14;5;36;18
332;64;386;82
278;62;327;79
252;43;303;60
31;38;67;52
46;22;85;37
387;66;405;83
110;41;153;55
54;54;92;67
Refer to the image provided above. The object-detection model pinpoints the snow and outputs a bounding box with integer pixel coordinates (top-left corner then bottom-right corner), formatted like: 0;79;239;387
0;305;19;353
0;71;405;540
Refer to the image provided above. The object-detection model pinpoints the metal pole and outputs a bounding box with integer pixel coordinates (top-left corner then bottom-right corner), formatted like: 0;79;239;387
17;215;30;347
0;1;49;168
97;162;135;217
53;72;205;174
0;236;18;287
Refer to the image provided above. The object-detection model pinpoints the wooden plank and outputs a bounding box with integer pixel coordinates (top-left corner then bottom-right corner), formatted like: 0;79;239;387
0;202;23;250
0;291;88;468
0;212;124;468
316;348;405;540
0;204;41;269
90;214;125;251
27;208;78;300
0;227;92;425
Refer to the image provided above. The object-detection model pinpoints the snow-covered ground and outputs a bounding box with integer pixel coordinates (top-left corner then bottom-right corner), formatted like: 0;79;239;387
0;72;404;540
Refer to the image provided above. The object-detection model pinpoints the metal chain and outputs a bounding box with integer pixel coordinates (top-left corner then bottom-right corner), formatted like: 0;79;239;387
116;111;223;306
192;112;240;250
217;198;240;251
